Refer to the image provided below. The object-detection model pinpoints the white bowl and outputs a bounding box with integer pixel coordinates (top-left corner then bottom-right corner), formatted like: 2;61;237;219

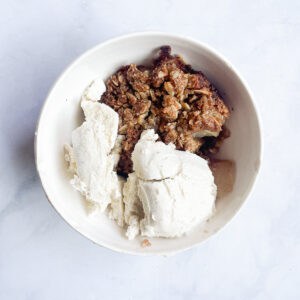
35;32;262;255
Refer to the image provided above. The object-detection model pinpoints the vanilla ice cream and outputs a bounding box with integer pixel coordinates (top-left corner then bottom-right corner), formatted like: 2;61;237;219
123;130;217;239
65;101;120;212
123;173;144;239
65;79;124;219
81;77;106;103
65;79;217;241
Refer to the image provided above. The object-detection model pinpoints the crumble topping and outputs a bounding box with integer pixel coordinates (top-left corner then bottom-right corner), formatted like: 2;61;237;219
101;46;230;176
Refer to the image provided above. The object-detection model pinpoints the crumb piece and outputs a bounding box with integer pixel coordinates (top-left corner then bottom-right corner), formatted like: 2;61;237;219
141;239;151;248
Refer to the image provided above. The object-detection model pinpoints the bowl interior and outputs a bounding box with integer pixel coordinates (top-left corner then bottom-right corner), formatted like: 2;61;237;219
35;33;261;255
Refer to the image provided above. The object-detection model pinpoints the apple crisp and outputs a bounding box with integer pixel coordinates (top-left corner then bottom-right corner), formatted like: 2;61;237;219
101;46;230;176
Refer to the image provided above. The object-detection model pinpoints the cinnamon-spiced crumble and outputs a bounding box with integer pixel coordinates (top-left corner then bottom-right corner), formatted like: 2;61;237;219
101;46;230;176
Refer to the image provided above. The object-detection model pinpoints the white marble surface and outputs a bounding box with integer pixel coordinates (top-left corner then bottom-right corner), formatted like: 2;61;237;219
0;0;299;299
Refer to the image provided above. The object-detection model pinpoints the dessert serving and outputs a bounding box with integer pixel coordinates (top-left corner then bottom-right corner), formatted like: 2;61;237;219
64;46;232;241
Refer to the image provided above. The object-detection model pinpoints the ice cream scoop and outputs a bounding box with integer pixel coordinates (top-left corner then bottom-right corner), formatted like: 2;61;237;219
123;129;217;239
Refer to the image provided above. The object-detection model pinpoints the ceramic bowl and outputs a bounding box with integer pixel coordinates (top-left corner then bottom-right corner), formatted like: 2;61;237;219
35;32;262;255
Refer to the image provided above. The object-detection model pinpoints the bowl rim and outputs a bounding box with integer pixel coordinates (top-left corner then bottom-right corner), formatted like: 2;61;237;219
34;31;263;256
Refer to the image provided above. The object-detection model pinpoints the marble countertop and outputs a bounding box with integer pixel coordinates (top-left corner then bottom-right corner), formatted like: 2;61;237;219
0;0;299;299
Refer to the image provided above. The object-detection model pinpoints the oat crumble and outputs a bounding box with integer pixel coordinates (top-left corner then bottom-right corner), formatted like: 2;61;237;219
101;46;230;176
